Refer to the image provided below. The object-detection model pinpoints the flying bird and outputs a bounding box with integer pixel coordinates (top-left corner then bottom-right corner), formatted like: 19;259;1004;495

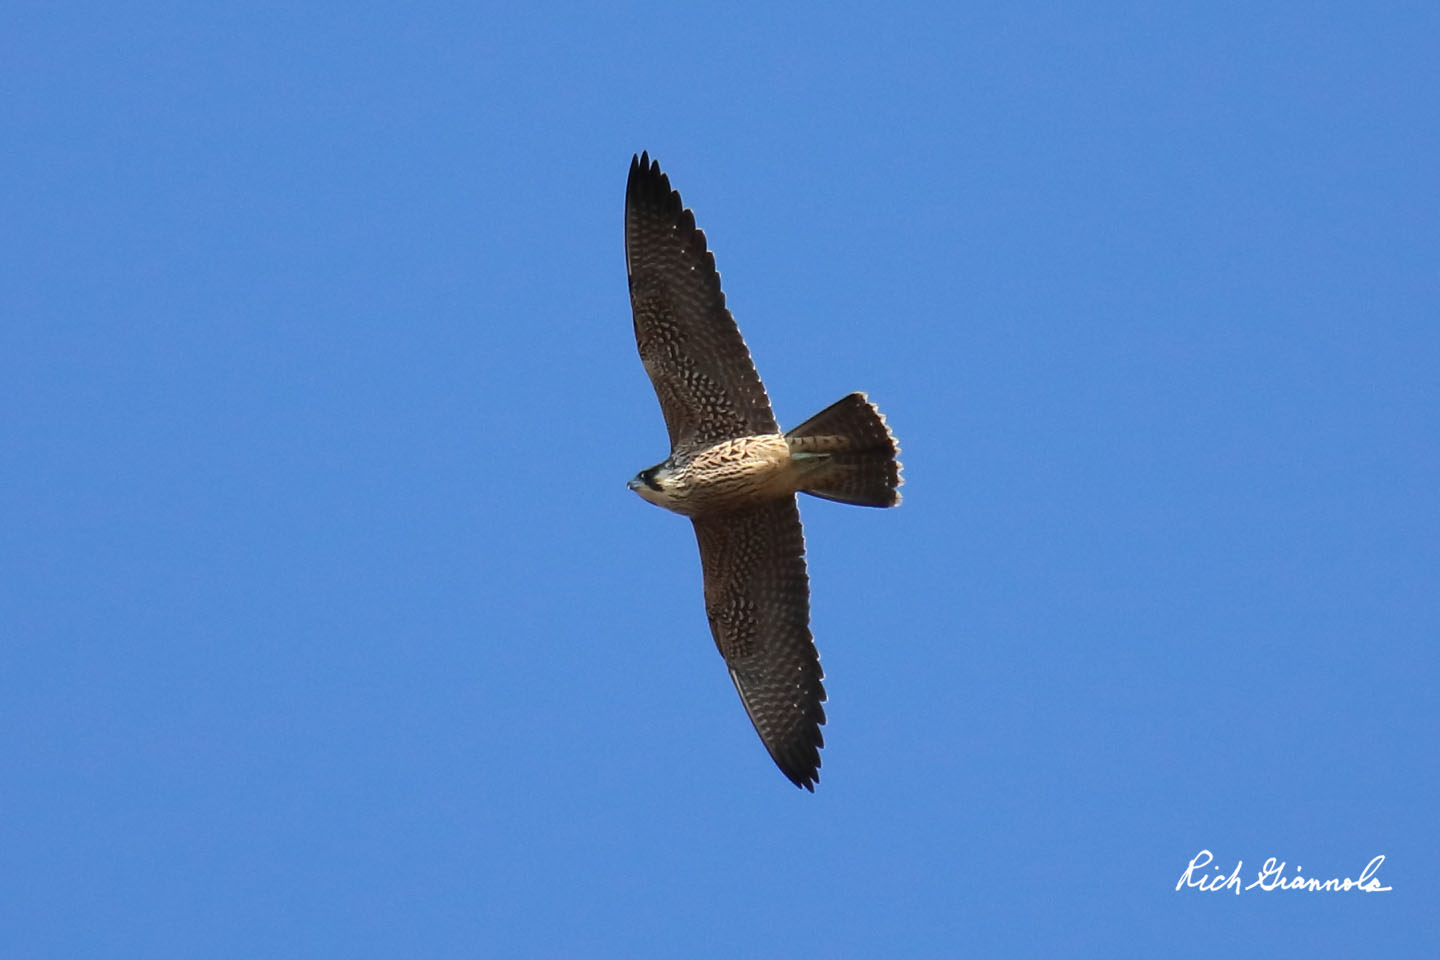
624;152;903;790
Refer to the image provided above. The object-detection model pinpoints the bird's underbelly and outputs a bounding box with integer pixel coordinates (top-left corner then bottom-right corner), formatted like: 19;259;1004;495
668;435;801;515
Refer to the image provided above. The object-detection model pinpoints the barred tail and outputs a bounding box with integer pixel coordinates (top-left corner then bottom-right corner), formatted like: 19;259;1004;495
785;393;903;507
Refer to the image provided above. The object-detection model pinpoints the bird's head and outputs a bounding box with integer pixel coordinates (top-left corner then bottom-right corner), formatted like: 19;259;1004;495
627;461;679;509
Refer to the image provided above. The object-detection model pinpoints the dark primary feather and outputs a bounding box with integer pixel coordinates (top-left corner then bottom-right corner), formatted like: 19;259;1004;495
691;497;826;790
625;152;778;451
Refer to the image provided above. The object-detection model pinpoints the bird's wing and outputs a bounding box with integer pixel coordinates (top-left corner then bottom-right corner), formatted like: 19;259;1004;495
625;152;778;450
692;497;825;790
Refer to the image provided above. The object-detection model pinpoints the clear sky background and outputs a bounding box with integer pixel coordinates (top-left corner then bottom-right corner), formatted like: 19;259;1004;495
3;3;1436;957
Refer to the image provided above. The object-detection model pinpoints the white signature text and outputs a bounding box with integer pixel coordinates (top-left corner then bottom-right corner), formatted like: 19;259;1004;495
1175;849;1391;894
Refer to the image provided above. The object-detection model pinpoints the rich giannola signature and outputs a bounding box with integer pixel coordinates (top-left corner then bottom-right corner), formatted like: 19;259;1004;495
1176;849;1391;894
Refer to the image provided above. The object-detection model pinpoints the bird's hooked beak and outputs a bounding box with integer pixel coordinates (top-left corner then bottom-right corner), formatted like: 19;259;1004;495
626;476;643;492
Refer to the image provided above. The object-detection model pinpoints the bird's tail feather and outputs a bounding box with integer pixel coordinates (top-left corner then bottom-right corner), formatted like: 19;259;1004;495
785;393;902;507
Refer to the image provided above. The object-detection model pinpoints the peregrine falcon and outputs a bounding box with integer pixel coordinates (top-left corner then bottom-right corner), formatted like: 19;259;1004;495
625;152;902;791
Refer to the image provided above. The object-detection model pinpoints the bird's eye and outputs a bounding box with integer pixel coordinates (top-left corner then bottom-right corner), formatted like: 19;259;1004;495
639;468;664;491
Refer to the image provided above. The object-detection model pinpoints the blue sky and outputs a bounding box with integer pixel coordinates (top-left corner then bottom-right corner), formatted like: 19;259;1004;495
3;2;1436;956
